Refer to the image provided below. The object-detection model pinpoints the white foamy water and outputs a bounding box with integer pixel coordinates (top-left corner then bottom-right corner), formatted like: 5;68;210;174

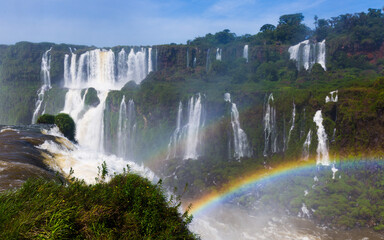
313;110;329;165
39;127;156;184
288;40;326;71
325;90;338;103
32;48;52;123
243;45;249;63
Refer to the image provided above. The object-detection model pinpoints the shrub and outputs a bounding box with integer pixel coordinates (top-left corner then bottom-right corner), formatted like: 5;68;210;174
0;172;197;239
36;114;55;124
54;113;76;141
84;88;100;107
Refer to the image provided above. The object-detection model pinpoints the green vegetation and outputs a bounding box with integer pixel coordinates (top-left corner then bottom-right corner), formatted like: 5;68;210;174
0;7;383;232
36;114;55;124
84;87;100;107
54;113;76;141
251;161;384;230
0;170;197;239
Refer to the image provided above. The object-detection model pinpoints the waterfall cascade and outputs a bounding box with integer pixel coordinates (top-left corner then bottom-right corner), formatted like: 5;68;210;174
224;93;231;102
167;94;204;160
243;45;249;63
286;102;296;149
288;40;326;71
184;94;203;160
313;110;330;165
167;102;183;159
302;130;312;160
117;96;136;160
263;93;278;156
325;90;338;103
32;48;52;123
216;48;222;61
230;101;252;160
62;48;152;153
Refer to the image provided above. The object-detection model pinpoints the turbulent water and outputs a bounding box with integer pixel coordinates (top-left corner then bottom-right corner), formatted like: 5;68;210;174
62;47;153;156
37;126;155;184
288;40;326;71
32;48;52;123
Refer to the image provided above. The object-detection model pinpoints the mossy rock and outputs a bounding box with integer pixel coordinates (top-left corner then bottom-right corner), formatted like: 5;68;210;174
84;88;100;107
36;114;55;124
54;113;76;141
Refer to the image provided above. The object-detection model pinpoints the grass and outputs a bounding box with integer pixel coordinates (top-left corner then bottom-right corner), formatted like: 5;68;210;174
0;169;198;240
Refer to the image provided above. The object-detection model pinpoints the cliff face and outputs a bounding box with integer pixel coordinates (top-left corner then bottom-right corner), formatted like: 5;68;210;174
0;39;383;163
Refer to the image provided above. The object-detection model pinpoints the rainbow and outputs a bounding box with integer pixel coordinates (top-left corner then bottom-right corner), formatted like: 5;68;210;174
187;157;378;216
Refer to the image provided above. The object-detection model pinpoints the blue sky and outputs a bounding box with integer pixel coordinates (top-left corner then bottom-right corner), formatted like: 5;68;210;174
0;0;382;47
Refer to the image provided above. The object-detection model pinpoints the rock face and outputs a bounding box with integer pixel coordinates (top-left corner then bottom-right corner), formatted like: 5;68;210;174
0;37;383;163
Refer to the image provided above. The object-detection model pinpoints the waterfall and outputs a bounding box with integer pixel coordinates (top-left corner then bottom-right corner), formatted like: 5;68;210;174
313;110;330;165
117;96;136;160
62;48;151;153
316;40;326;70
216;48;222;61
193;57;197;68
263;93;277;156
206;49;211;72
243;45;249;63
166;94;204;160
231;103;252;160
32;48;52;123
325;90;338;103
286;102;296;149
167;102;183;159
127;48;146;84
184;94;203;160
117;49;128;83
117;96;127;157
155;48;158;71
288;40;326;71
148;48;153;73
224;93;231;102
302;130;311;160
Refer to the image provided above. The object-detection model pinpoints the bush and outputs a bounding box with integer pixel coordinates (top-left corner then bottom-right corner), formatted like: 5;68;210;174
36;114;55;124
0;172;197;239
84;88;100;107
54;113;76;141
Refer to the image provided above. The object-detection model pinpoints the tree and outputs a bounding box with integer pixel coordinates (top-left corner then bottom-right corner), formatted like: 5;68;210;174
278;13;304;25
260;24;276;32
275;13;310;44
54;113;76;141
214;29;236;45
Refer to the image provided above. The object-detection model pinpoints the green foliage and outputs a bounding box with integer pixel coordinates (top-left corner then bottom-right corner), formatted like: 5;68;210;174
36;114;55;124
0;172;197;239
275;13;311;44
54;113;76;141
84;87;100;107
254;161;384;230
